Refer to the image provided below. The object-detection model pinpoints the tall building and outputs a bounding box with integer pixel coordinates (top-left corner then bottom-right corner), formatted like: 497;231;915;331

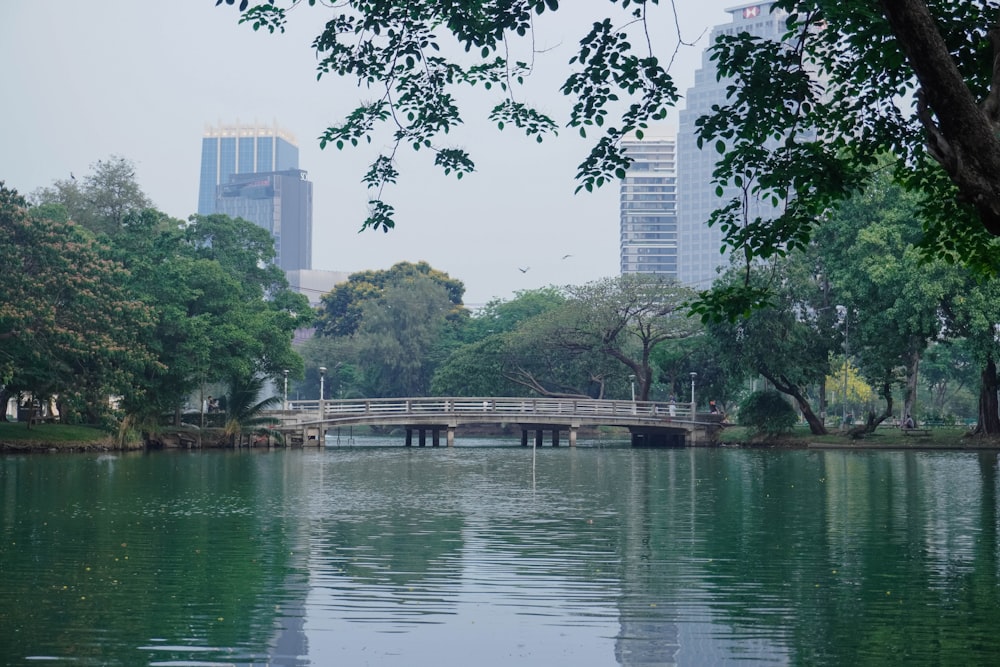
198;122;300;215
198;122;312;272
676;2;788;288
619;134;678;278
215;170;313;272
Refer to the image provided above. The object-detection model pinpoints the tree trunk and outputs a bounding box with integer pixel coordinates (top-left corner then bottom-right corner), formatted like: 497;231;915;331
0;387;11;423
973;357;1000;435
879;0;1000;234
902;345;921;425
762;372;827;435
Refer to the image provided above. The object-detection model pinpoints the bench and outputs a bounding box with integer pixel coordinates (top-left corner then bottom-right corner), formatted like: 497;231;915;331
902;428;931;437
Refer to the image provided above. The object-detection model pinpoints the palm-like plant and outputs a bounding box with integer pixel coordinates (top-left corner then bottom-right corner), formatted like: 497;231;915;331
222;373;281;446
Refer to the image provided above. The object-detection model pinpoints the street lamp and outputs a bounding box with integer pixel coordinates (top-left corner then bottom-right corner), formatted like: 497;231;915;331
690;372;697;417
319;366;327;412
318;366;327;446
282;369;289;411
834;305;849;425
629;375;636;402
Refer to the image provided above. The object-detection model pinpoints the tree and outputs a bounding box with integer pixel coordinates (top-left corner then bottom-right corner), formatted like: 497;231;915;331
459;287;566;343
111;212;311;425
503;275;699;401
707;256;837;435
221;372;281;446
815;169;965;430
351;276;458;396
432;287;567;396
315;261;467;338
0;184;156;425
940;278;1000;435
739;390;799;437
220;1;1000;286
30;156;153;237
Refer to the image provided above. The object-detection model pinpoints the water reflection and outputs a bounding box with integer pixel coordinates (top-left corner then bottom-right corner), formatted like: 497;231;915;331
1;442;999;665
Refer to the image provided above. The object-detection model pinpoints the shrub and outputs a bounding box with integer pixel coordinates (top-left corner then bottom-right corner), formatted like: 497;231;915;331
739;390;798;437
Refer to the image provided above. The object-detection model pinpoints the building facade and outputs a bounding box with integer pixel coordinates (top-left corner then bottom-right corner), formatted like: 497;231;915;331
676;1;788;288
619;135;678;278
198;122;300;215
197;122;312;272
215;170;313;272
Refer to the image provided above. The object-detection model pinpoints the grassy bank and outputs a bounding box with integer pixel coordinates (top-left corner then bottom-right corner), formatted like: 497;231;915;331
3;421;998;452
719;423;1000;450
0;422;116;452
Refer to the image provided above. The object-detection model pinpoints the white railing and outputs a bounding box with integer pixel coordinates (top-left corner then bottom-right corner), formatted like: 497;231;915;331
278;397;692;423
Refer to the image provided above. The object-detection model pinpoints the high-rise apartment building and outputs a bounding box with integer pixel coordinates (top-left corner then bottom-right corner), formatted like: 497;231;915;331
620;135;678;278
676;1;788;288
197;122;312;272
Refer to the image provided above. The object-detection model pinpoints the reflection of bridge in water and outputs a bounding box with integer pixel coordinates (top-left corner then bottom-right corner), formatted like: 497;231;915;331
267;397;722;447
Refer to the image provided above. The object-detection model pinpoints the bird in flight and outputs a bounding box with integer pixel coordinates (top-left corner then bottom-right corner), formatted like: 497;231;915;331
518;266;530;273
561;254;573;260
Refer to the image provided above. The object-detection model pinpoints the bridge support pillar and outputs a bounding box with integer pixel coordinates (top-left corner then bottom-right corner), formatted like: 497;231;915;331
569;427;577;447
552;429;560;447
521;430;529;447
535;429;543;448
405;429;412;446
419;429;427;447
447;427;455;447
432;428;440;447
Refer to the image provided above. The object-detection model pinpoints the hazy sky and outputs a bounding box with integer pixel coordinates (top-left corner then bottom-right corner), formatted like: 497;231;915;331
2;0;734;305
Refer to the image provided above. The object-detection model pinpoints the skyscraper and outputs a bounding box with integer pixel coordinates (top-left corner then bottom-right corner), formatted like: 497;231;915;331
198;122;300;215
215;170;313;272
619;134;678;278
198;122;312;272
676;1;788;288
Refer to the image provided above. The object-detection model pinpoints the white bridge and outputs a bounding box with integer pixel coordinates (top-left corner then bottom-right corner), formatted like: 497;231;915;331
267;397;722;447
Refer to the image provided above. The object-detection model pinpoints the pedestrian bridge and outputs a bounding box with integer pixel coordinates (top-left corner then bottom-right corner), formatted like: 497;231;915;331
267;397;723;447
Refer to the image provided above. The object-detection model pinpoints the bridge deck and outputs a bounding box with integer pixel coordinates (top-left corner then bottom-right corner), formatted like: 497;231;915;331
265;397;720;447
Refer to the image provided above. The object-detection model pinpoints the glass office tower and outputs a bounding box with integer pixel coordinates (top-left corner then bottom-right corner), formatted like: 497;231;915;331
620;134;678;278
197;122;300;216
676;2;788;288
197;123;311;271
215;170;313;273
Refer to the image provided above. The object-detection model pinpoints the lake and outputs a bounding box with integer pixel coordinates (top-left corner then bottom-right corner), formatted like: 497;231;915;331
1;437;998;665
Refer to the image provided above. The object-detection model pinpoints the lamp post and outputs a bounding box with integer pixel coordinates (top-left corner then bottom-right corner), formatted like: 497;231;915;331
318;366;327;446
833;305;849;425
282;369;289;411
629;375;636;402
319;366;326;411
690;372;697;418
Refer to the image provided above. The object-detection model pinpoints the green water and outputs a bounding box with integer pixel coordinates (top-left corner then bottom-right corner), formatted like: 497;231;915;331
1;442;998;665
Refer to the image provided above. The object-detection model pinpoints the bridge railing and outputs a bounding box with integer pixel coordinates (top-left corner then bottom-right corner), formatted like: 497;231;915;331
281;397;693;421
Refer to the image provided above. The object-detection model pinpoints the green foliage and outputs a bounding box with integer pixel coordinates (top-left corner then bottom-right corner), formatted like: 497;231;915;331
219;1;1000;322
353;276;457;397
1;184;157;423
315;261;467;338
29;156;153;236
222;373;281;446
309;268;465;398
739;390;798;436
433;275;700;400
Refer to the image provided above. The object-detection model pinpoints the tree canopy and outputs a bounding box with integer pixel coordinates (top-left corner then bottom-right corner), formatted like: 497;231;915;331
220;0;1000;301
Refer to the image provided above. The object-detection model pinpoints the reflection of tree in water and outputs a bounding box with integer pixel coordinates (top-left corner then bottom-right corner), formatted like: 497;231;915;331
321;509;465;589
0;453;304;665
653;450;1000;665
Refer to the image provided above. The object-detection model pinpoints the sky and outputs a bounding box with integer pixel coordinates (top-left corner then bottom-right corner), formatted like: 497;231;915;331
1;0;735;306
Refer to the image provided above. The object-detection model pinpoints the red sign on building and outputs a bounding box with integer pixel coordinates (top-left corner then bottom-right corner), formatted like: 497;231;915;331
743;5;761;18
